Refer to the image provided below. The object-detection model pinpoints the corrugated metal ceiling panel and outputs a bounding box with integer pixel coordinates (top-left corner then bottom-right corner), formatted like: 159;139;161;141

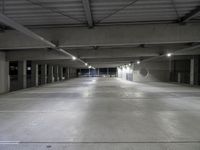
0;0;199;26
2;0;86;26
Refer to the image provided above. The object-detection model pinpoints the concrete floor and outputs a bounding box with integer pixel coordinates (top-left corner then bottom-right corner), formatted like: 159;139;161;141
0;77;200;149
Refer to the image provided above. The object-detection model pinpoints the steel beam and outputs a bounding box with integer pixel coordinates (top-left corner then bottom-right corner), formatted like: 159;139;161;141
0;13;55;47
0;13;88;67
180;6;200;23
82;0;93;27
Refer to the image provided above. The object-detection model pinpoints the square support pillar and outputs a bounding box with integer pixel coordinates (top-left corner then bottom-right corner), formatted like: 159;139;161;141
169;59;175;81
89;68;90;77
0;52;9;93
31;62;38;87
64;67;69;80
190;56;199;85
72;68;75;77
47;65;54;83
53;65;59;82
41;64;47;84
71;68;73;77
58;66;63;81
18;60;27;89
97;68;100;76
68;67;70;79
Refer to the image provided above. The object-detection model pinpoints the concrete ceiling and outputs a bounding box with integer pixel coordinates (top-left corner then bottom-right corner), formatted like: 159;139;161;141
0;0;200;68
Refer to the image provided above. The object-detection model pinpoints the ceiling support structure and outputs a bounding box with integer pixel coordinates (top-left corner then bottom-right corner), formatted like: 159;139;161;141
142;44;200;63
180;6;200;23
82;0;93;28
0;13;90;67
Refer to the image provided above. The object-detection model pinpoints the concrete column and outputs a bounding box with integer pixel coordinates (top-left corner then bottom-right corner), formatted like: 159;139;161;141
31;62;38;87
58;66;63;81
0;52;9;94
18;60;27;89
64;67;69;80
79;69;81;77
68;67;70;79
41;64;47;84
47;65;54;83
97;68;100;76
178;72;181;83
72;68;76;77
169;59;175;81
190;56;199;85
53;65;59;82
70;68;72;78
190;59;194;85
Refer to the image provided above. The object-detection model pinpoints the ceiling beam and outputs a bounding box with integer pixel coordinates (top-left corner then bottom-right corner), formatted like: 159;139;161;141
82;0;93;28
0;14;55;47
1;24;200;49
0;13;88;67
180;6;200;23
142;44;200;63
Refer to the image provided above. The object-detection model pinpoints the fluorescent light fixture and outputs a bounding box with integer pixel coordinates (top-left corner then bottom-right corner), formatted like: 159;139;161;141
85;63;88;66
167;53;172;57
137;61;140;64
72;56;76;60
129;63;131;66
88;66;92;69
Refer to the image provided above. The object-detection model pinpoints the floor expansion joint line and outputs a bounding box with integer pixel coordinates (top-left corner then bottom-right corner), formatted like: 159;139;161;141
10;141;200;144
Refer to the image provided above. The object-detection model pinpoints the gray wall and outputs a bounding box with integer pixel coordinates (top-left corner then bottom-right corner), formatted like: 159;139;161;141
133;61;170;82
0;52;9;94
118;60;170;82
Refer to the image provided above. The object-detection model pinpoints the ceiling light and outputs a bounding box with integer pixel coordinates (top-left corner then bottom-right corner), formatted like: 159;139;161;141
137;61;140;64
166;53;172;57
88;66;91;69
129;63;131;66
72;56;76;60
85;63;88;66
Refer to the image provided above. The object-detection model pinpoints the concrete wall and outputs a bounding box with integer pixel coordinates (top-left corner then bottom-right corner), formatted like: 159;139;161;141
0;52;9;94
118;60;170;82
133;61;170;82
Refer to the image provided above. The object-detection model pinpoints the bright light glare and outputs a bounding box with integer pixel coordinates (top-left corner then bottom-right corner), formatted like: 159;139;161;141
137;61;140;64
88;66;92;69
72;56;76;60
85;63;88;66
129;63;131;66
167;53;172;57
